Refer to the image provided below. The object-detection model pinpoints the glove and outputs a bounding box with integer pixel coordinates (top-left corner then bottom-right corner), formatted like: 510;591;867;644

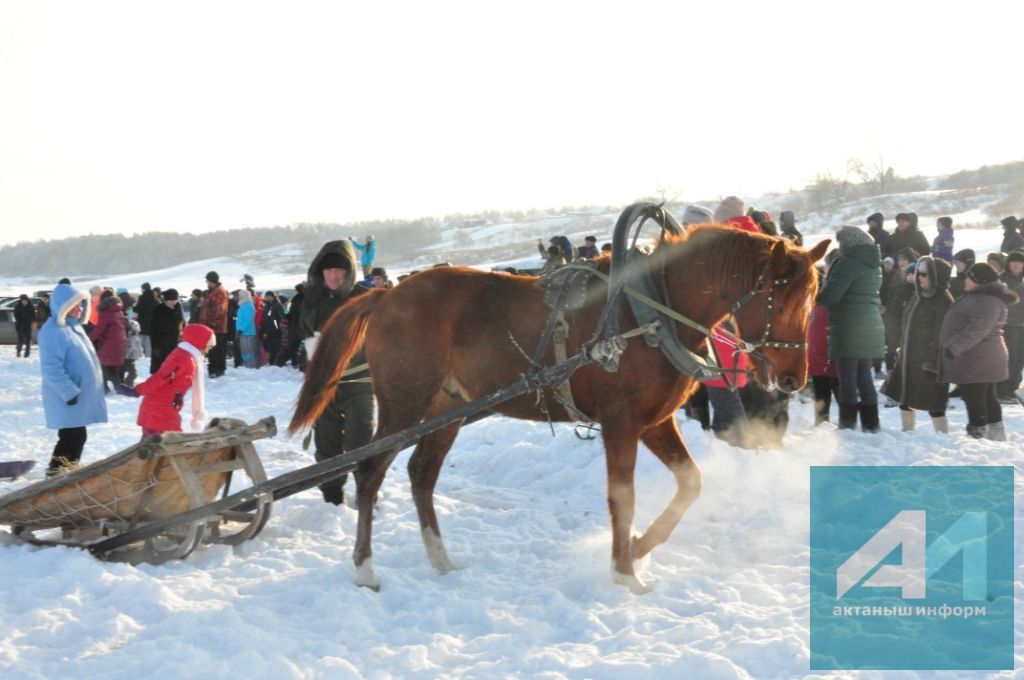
115;384;139;398
943;347;955;360
66;395;78;406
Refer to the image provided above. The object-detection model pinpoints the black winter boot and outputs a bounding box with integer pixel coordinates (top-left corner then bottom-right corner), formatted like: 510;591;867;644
837;403;859;430
859;403;881;433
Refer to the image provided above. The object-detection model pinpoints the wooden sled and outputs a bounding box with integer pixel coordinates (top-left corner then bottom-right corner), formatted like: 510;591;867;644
0;417;275;565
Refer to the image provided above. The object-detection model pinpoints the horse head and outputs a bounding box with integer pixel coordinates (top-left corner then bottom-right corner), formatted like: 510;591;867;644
728;236;829;392
657;226;828;393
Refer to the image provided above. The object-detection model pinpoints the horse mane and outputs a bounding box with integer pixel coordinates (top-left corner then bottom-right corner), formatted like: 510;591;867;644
658;225;818;306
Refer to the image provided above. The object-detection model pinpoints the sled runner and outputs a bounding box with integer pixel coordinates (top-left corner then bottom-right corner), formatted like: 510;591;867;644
0;460;35;481
0;417;275;564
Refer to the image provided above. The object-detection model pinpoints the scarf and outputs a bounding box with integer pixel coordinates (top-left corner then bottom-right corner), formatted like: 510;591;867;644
177;340;207;430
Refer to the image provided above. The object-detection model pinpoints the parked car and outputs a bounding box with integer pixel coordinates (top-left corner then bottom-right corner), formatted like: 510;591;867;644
0;298;43;345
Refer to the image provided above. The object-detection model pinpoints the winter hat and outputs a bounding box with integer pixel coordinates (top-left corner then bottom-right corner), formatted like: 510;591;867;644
191;288;202;297
966;262;999;285
681;205;713;226
319;252;346;270
205;271;220;284
835;226;874;253
370;267;387;278
141;282;151;291
937;216;953;229
987;251;1007;269
162;288;179;301
1000;216;1018;230
116;287;128;295
883;256;895;266
1007;250;1024;265
713;196;745;223
748;209;767;225
866;212;884;227
954;248;976;265
906;262;917;274
779;211;796;229
180;324;216;430
584;235;597;243
907;212;919;229
894;212;909;223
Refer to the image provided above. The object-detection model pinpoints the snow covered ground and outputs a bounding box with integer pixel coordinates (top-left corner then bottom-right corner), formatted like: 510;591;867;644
0;226;1021;678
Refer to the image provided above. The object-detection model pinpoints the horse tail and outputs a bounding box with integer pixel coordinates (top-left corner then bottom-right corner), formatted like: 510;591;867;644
288;290;382;436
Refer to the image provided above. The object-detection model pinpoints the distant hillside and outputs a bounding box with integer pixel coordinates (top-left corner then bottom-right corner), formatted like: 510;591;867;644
2;160;1022;278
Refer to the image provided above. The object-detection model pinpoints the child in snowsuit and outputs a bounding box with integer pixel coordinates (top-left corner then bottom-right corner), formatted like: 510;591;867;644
121;324;216;437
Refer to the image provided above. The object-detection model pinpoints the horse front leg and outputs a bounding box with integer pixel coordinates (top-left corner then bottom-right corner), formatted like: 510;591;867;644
633;417;702;560
407;423;462;574
602;425;649;594
352;451;399;591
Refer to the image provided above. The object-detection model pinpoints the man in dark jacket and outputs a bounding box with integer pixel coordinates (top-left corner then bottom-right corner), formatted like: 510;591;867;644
1000;216;1024;253
260;291;286;366
133;282;159;358
300;240;374;506
888;213;931;256
779;211;803;246
866;212;892;258
950;248;975;299
997;250;1024;402
149;289;185;373
275;283;305;368
13;294;36;358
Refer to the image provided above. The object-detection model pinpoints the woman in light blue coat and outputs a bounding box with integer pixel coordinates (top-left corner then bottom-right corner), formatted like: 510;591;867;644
38;282;108;476
235;289;259;368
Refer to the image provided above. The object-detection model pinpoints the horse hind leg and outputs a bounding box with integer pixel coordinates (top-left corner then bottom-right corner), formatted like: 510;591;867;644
351;376;446;591
407;422;462;574
632;417;702;560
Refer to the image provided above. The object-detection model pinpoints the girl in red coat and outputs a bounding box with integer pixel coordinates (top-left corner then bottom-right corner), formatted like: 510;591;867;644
128;324;216;437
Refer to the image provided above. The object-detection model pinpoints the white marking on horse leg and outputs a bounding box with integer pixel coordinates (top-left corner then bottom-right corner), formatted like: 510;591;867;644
611;562;652;595
421;527;459;574
354;557;380;591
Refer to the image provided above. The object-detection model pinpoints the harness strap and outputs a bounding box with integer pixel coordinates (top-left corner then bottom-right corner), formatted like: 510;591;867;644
551;310;593;423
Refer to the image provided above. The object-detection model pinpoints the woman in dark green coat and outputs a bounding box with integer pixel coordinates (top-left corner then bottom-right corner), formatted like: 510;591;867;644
816;226;886;431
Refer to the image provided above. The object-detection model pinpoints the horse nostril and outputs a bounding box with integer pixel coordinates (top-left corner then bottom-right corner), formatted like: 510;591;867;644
781;376;798;392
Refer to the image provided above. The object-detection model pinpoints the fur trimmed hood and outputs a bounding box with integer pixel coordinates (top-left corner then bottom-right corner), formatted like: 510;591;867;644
51;283;90;327
969;280;1021;306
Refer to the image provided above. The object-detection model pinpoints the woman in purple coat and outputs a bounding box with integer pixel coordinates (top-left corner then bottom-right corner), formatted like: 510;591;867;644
89;289;128;393
939;263;1019;440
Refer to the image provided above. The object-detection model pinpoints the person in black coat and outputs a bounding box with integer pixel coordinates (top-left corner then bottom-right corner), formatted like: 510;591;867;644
148;289;185;373
866;212;892;258
259;291;286;366
779;211;803;246
133;282;159;358
1000;216;1024;253
881;257;954;432
275;283;305;368
888;213;931;257
13;294;36;358
997;250;1024;402
882;249;919;376
950;248;975;300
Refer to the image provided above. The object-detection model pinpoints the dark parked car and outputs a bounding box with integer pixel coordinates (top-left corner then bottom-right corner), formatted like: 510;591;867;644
0;298;43;345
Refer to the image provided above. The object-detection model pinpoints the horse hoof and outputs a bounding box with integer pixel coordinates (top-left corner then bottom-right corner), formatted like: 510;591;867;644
612;570;652;595
354;558;380;591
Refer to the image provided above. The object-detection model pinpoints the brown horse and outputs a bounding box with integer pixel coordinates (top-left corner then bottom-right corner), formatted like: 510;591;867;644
290;222;829;592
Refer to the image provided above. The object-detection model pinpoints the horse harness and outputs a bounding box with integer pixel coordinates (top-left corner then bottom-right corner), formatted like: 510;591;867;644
532;204;809;422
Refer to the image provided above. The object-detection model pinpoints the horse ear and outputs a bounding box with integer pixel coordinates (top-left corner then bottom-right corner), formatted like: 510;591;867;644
807;239;830;263
770;239;791;277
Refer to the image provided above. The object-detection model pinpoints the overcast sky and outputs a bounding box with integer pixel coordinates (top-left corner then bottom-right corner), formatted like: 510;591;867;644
1;1;1021;247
